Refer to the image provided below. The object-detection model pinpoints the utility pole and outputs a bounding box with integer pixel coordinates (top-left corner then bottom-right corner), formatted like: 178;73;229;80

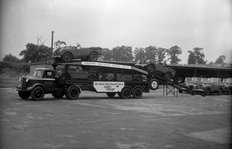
51;31;54;51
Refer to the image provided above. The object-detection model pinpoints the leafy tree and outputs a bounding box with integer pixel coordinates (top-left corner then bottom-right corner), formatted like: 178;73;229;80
111;45;133;62
19;43;52;63
3;54;20;62
157;47;168;64
134;47;146;62
188;47;207;64
54;40;66;49
215;55;226;64
168;45;182;64
144;46;157;61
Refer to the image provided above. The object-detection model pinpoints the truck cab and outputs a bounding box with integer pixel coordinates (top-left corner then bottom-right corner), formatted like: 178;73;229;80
17;68;56;100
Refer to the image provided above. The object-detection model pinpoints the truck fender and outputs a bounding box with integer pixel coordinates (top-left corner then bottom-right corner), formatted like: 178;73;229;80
27;83;45;91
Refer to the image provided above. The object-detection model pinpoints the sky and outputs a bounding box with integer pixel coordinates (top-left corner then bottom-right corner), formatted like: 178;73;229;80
1;0;232;64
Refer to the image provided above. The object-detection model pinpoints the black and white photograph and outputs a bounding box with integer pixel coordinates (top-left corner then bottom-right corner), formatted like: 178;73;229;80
0;0;231;148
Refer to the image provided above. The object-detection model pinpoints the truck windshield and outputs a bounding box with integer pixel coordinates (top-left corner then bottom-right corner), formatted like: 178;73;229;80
32;70;43;78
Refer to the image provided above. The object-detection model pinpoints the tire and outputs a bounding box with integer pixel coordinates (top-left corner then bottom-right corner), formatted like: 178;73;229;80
106;92;116;98
132;87;143;99
150;79;159;90
31;86;44;101
66;86;80;100
62;53;73;62
226;88;231;95
18;91;31;99
119;87;132;99
217;88;223;95
89;52;98;61
205;88;211;96
146;64;155;73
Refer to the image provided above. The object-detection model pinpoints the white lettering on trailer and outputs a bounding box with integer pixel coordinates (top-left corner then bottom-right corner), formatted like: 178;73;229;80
93;81;125;92
82;62;131;69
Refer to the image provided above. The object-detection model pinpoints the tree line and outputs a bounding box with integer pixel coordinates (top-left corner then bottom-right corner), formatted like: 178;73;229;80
2;41;228;66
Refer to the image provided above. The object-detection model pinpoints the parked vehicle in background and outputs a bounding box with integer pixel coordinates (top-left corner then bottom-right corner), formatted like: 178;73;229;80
53;46;102;61
135;59;176;80
219;78;232;95
201;78;223;96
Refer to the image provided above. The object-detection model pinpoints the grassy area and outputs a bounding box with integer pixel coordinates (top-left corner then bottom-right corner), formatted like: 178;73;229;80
0;70;27;88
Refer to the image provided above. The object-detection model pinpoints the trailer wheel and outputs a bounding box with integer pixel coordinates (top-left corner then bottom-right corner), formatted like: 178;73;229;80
119;87;132;99
132;87;143;99
18;91;31;99
106;92;116;98
31;86;44;101
66;86;80;100
150;79;159;90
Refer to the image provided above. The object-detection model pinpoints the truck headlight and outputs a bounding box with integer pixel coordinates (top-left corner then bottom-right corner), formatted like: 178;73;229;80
25;79;29;82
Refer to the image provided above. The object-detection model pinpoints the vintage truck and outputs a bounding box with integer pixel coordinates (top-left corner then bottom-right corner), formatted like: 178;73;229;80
17;61;150;100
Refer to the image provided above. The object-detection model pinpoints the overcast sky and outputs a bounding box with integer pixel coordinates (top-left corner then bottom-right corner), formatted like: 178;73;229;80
1;0;232;63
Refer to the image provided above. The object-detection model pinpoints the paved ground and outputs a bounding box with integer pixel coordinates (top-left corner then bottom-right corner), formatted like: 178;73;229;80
0;88;231;149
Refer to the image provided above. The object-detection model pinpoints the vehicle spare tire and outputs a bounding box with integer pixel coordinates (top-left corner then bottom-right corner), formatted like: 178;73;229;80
150;79;159;90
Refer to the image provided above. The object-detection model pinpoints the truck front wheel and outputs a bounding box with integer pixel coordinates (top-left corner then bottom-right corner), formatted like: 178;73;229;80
18;91;31;99
31;86;44;101
66;86;80;100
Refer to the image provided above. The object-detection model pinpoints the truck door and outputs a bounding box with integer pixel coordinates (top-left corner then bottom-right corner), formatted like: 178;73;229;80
43;70;55;92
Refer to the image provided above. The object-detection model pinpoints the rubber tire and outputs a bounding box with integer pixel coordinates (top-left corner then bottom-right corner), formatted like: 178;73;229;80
150;79;159;90
66;86;80;100
205;88;211;96
132;87;143;99
217;88;223;95
106;92;116;98
119;87;132;99
146;64;155;73
18;91;31;99
62;53;73;62
31;86;44;101
226;88;231;95
89;52;98;61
